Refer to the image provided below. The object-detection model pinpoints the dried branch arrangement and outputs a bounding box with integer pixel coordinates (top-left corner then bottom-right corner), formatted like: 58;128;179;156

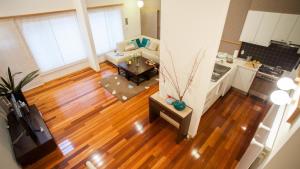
160;44;205;101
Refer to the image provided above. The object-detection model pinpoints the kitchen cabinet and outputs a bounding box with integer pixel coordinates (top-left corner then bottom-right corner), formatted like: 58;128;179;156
232;66;256;93
254;12;280;46
203;66;235;114
240;11;264;44
222;66;237;96
288;17;300;45
272;14;298;43
240;11;300;46
203;83;222;113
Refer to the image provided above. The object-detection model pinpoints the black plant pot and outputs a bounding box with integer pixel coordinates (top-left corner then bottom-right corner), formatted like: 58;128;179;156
6;90;29;106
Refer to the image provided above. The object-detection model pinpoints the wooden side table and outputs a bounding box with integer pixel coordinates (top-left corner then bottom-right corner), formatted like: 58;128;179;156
149;92;193;143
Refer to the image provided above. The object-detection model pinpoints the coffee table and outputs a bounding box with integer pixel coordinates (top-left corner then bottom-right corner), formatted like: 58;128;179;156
117;57;157;85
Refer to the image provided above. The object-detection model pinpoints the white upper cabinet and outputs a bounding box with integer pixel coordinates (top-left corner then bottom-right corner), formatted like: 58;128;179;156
240;11;300;46
254;12;280;46
288;17;300;45
240;11;263;43
272;14;298;42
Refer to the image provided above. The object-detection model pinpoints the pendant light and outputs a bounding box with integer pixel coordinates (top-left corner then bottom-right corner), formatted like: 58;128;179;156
137;0;144;8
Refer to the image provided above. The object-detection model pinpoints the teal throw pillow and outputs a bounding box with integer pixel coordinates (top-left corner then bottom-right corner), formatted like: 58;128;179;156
141;38;150;47
131;38;142;48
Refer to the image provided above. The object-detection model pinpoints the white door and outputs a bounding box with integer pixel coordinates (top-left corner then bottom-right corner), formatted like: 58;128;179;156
254;12;280;46
240;11;264;43
271;14;298;43
288;16;300;45
232;67;256;93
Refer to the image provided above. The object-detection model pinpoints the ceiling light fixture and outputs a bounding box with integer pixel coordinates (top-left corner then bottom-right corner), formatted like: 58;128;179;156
270;90;290;105
277;77;296;90
137;0;144;8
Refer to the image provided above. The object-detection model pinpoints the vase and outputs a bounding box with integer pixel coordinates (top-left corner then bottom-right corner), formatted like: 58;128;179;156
173;100;186;111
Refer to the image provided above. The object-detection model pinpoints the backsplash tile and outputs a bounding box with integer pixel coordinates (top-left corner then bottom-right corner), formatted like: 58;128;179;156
238;42;300;71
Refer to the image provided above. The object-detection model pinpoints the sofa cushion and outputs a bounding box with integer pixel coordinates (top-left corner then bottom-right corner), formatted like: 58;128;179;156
122;48;142;56
117;41;127;52
141;48;159;63
124;43;137;51
146;41;159;51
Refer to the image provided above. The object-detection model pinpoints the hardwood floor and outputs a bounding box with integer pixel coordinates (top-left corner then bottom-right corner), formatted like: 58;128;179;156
24;62;270;169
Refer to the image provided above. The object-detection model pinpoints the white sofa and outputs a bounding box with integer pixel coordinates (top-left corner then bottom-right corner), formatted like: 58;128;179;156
105;35;160;65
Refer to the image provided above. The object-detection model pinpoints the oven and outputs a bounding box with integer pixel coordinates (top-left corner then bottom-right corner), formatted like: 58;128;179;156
249;72;278;101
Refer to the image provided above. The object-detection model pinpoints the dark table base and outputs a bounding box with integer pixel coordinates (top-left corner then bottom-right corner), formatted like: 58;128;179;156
118;66;158;85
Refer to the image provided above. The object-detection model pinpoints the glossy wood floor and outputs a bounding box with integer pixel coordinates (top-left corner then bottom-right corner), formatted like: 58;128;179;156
24;62;270;169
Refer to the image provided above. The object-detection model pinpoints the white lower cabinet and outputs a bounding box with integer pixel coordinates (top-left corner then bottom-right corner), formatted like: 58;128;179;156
203;84;221;113
232;66;256;93
221;66;237;96
203;64;256;114
203;67;236;113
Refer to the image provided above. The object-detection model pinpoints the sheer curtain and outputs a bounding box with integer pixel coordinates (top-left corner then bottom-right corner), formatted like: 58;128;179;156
88;7;124;55
17;12;87;72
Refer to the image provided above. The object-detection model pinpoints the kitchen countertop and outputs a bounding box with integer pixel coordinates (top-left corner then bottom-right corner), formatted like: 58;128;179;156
208;57;261;92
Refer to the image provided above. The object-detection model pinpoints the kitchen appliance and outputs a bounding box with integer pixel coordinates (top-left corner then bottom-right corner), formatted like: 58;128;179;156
249;64;284;101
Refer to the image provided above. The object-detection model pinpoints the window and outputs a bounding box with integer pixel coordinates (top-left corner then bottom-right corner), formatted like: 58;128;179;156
17;12;87;72
88;7;124;55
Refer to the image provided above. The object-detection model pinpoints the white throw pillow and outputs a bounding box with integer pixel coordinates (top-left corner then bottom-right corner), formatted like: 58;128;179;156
117;42;127;52
124;43;137;51
147;41;158;51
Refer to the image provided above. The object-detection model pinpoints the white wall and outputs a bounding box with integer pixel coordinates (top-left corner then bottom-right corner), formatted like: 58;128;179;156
122;0;141;38
159;0;230;136
264;128;300;169
0;19;42;91
0;0;74;17
0;106;21;169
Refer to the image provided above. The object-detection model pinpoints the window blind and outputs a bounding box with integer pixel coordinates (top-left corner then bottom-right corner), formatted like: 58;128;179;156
88;7;124;55
17;12;87;72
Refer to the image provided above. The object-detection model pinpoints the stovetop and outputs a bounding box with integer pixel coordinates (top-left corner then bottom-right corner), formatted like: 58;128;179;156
258;64;284;78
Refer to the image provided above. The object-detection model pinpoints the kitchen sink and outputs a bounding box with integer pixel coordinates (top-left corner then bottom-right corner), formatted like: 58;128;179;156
211;63;231;82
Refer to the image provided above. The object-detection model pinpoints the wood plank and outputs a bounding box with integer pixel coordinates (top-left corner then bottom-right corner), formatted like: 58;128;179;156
24;62;271;169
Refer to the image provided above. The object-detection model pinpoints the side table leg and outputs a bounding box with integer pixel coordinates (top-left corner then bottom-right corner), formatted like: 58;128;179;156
149;100;159;123
176;114;192;143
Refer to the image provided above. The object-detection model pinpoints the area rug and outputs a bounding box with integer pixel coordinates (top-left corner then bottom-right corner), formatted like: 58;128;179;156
100;74;159;102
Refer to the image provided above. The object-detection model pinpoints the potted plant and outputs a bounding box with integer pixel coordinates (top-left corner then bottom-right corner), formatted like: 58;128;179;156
160;44;205;111
0;67;39;105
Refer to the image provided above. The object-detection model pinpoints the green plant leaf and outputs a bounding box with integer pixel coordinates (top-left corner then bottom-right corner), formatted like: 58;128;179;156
0;85;9;95
15;70;39;91
12;72;22;77
0;83;8;90
7;67;15;91
1;77;11;89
